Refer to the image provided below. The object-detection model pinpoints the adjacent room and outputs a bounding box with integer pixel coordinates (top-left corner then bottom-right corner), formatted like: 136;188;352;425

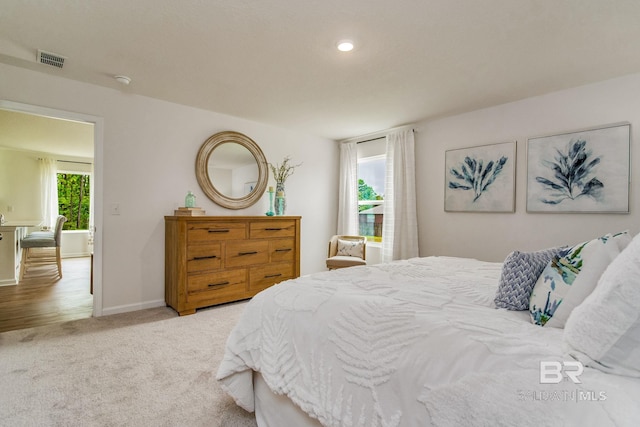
1;1;639;426
0;110;94;332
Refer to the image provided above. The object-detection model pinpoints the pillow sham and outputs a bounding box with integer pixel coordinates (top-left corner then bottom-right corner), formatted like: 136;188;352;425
494;247;563;310
564;231;640;377
529;233;621;328
336;239;364;258
610;230;632;252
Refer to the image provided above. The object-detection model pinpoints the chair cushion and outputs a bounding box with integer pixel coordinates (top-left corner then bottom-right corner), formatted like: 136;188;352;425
24;231;55;239
326;256;367;269
21;232;56;248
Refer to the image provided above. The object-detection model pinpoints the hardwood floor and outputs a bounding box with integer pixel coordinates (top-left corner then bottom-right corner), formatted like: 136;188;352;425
0;256;93;333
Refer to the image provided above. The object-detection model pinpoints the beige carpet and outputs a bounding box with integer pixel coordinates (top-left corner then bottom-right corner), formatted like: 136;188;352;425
0;301;257;427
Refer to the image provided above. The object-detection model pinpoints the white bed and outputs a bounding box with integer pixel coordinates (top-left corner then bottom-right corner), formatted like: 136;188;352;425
217;256;640;426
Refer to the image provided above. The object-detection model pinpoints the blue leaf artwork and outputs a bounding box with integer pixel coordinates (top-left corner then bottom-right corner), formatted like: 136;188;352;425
444;141;516;212
448;155;508;202
535;139;603;205
526;123;630;213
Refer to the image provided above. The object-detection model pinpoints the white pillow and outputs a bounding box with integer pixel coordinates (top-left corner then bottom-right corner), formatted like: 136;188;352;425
564;232;640;377
529;233;622;328
611;230;632;252
336;239;364;258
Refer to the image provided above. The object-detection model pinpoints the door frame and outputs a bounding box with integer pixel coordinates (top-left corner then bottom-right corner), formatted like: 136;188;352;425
0;100;104;316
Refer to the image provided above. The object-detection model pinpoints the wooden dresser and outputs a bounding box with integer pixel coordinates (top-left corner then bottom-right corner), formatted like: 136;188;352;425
164;215;301;315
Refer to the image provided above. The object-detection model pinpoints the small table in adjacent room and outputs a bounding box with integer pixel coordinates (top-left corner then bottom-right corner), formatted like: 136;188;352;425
0;221;41;286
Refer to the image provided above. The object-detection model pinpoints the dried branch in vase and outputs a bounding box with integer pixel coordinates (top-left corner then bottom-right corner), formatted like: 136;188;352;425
268;156;302;185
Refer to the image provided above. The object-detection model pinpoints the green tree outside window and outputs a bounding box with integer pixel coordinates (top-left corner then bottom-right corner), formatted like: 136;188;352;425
57;173;91;230
358;178;383;242
358;179;382;211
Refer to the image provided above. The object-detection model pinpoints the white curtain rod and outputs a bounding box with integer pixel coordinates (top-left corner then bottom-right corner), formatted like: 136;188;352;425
57;159;92;165
340;124;415;144
356;136;385;144
37;158;92;165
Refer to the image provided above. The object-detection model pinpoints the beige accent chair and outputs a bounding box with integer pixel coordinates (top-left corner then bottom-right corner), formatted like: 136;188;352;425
326;235;367;270
19;215;67;281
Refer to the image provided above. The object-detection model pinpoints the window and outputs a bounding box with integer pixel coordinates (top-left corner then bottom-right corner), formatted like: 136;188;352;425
357;140;386;243
57;173;91;230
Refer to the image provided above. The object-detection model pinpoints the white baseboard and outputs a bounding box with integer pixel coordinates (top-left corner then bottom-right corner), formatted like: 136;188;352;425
0;279;17;287
62;252;91;259
100;299;166;317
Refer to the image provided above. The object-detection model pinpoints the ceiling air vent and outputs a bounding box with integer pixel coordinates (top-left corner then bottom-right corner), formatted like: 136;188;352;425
37;49;66;69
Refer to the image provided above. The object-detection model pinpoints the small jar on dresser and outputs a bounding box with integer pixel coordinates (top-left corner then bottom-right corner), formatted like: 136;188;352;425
164;215;301;315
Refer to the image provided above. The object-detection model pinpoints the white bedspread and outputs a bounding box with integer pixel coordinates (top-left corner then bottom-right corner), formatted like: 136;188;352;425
217;257;640;426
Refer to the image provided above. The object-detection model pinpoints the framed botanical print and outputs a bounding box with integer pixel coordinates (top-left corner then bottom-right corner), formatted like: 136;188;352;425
526;123;630;213
444;141;516;212
244;181;257;195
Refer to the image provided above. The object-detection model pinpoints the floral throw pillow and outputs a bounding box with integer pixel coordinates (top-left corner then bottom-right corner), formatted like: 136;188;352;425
529;233;622;328
336;239;364;258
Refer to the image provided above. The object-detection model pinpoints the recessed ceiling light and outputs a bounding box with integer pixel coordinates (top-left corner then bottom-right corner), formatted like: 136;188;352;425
337;40;354;52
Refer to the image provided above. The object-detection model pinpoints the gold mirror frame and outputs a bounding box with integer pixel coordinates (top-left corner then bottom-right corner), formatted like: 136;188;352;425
196;131;268;210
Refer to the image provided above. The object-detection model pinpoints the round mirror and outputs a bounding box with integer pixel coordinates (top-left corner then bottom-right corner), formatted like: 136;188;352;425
196;131;268;209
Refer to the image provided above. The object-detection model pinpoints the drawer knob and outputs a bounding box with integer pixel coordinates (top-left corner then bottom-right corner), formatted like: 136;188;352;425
208;281;230;287
193;255;217;260
264;273;282;278
208;229;230;233
238;251;258;256
275;248;292;252
264;228;283;231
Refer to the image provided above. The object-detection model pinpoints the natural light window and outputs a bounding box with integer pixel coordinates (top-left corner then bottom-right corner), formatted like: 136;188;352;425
57;173;91;230
357;152;385;243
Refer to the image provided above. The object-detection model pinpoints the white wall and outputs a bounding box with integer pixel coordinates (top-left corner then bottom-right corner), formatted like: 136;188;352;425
415;73;640;262
60;231;91;258
0;148;41;221
0;62;338;315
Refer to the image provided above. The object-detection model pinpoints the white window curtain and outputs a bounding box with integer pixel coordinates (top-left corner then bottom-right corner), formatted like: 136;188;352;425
337;141;358;235
382;129;419;262
88;163;95;253
39;157;58;230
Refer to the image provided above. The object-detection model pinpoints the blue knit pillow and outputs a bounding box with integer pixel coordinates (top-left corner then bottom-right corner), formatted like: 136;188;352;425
494;247;563;310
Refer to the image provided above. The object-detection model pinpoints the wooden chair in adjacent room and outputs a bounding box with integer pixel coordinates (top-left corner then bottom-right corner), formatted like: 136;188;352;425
325;235;367;270
19;215;67;282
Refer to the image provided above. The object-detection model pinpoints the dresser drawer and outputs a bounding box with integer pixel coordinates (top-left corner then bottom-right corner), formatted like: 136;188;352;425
250;221;296;239
187;269;247;297
165;215;300;315
225;240;269;267
188;222;246;243
187;243;222;272
269;238;295;262
250;262;294;292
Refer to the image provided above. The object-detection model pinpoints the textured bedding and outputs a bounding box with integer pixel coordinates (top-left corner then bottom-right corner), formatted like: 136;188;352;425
217;257;640;426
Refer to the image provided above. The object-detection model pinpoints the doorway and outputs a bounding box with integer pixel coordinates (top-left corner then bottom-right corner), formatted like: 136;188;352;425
0;100;103;331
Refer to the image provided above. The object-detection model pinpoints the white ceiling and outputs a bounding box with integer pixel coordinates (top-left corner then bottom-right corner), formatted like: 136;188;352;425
0;109;94;158
2;0;640;142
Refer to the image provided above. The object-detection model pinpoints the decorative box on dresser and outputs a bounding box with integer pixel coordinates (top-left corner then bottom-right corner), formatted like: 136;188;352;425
165;215;301;315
